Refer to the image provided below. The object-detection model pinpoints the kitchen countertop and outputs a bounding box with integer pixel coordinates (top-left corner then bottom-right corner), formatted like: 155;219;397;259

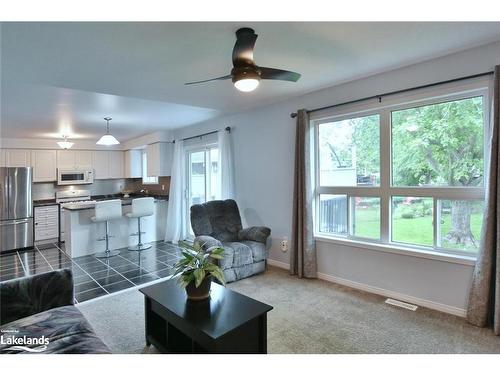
33;199;59;207
62;194;168;211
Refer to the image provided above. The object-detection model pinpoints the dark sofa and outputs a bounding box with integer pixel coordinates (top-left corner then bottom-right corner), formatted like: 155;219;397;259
0;269;110;354
190;199;271;282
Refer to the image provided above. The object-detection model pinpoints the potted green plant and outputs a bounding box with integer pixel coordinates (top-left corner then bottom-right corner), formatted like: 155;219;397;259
172;242;225;301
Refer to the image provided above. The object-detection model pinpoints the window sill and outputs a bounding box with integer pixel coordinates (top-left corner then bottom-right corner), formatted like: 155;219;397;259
314;235;477;266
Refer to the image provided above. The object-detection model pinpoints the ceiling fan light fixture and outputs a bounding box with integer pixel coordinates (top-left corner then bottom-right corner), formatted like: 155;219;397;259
96;117;120;146
233;69;260;92
234;78;260;92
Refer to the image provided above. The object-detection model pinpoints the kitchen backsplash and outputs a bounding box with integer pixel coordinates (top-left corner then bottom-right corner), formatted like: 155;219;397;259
32;177;171;201
124;176;170;196
32;179;127;200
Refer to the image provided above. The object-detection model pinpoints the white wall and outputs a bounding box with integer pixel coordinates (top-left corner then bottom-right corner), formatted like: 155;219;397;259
173;40;500;315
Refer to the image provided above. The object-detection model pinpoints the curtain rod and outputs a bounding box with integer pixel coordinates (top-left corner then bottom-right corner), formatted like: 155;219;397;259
290;71;494;118
173;126;231;143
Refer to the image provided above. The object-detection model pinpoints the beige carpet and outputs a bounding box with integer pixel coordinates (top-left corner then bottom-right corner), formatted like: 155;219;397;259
78;267;500;354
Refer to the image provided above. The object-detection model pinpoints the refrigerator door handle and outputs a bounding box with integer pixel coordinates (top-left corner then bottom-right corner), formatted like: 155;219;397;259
0;218;30;226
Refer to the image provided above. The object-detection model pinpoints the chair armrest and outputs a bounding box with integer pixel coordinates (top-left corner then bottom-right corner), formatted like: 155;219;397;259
238;226;271;244
193;235;223;251
0;269;74;326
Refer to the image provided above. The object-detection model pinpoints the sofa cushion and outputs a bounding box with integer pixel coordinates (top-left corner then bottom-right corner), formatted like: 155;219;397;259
191;199;243;242
0;305;110;354
223;261;266;283
220;242;254;270
239;241;267;262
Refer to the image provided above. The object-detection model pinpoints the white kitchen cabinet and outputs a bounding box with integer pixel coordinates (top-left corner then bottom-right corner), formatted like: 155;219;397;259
92;151;109;179
75;151;93;169
0;149;5;167
108;151;125;179
125;149;142;178
31;150;57;182
56;150;74;169
57;150;93;170
92;150;124;179
5;149;31;167
146;142;173;177
34;205;59;242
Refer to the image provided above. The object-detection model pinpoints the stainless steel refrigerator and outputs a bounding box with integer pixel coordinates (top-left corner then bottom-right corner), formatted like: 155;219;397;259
0;167;33;252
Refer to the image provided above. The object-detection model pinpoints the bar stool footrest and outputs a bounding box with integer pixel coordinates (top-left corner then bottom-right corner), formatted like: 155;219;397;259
95;249;121;258
128;243;152;251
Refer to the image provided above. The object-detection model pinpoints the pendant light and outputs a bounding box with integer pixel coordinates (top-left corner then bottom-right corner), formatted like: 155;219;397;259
57;135;74;149
96;117;120;145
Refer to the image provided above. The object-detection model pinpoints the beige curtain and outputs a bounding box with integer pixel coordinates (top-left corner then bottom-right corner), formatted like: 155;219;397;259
467;65;500;335
290;109;317;278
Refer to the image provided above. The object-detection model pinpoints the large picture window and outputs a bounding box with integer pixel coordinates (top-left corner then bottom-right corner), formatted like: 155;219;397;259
314;81;489;257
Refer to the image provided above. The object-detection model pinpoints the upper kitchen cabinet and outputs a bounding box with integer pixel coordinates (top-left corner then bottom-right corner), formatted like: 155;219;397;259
146;142;173;177
76;151;93;169
92;150;125;179
92;151;108;179
5;149;31;167
125;149;142;178
31;150;57;182
108;151;125;179
57;150;93;170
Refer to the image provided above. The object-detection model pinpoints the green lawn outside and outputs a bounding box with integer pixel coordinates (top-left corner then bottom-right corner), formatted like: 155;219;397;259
353;207;380;239
353;208;482;254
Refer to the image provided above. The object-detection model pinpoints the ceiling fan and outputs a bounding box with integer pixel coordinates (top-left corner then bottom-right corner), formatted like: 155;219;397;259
185;27;301;92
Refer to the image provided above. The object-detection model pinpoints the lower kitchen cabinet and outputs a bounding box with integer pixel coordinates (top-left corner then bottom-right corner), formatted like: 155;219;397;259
34;205;59;243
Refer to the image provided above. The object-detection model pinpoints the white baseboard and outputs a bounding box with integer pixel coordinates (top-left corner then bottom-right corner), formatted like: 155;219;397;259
267;259;290;270
266;258;466;317
317;272;466;317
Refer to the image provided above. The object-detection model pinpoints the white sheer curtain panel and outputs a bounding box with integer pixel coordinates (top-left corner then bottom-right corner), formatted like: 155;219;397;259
165;140;185;243
218;129;235;200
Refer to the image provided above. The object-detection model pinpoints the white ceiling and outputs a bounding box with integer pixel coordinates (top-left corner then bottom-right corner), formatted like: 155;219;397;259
2;22;500;141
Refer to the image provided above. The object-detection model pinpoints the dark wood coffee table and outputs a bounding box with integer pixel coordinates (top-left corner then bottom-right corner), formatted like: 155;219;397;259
139;279;273;354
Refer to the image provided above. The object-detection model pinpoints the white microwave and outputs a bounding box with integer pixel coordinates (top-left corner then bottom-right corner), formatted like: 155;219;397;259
57;170;94;185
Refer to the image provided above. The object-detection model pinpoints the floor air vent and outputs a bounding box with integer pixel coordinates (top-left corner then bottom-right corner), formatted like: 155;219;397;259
385;298;418;311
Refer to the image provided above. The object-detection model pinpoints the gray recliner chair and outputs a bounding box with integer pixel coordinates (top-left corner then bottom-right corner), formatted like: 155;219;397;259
190;199;271;283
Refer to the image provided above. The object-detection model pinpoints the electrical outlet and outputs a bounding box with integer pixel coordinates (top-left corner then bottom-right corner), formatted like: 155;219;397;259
280;237;288;252
162;184;165;191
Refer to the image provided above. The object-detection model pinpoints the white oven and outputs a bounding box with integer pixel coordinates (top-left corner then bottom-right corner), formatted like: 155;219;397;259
57;169;94;185
56;190;94;242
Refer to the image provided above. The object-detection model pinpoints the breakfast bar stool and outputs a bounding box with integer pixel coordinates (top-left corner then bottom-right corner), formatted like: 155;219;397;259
91;199;123;258
127;197;154;252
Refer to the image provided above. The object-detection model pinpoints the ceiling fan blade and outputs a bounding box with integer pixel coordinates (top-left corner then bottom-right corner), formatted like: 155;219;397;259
259;67;301;82
232;28;258;67
184;75;232;85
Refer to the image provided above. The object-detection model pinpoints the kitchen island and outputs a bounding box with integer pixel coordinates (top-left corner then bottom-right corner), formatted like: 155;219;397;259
63;197;168;258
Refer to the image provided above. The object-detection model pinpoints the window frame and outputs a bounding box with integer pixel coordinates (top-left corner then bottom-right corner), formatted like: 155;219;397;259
312;78;491;258
184;141;219;239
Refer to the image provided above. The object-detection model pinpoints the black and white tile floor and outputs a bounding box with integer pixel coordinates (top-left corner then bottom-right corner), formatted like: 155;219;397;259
0;241;182;303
